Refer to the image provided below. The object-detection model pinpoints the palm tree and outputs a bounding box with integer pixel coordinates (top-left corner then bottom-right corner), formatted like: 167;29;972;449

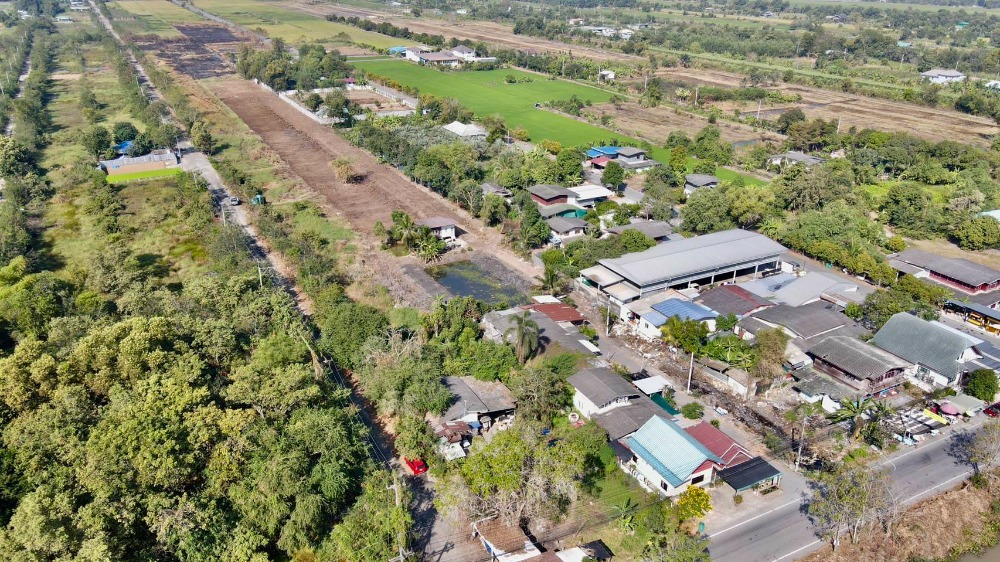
828;397;874;441
392;213;418;249
505;312;540;363
536;264;561;295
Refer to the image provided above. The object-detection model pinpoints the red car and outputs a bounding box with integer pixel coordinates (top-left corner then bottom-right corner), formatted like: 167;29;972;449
985;404;1000;417
404;457;428;475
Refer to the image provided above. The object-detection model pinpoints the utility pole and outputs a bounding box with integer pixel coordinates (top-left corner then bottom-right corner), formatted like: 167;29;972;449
686;351;694;392
756;98;762;120
836;115;842;134
386;474;412;562
694;86;699;106
795;412;808;471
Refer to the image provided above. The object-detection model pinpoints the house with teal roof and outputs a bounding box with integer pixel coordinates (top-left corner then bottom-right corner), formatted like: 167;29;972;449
622;415;722;496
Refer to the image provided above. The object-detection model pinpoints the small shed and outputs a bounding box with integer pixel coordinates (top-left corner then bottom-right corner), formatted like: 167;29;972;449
416;216;457;240
718;456;782;493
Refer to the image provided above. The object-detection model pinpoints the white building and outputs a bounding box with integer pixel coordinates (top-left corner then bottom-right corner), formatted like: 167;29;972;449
568;367;643;418
451;44;477;61
921;68;966;84
442;120;487;142
416;217;457;241
620;416;720;497
567;183;614;208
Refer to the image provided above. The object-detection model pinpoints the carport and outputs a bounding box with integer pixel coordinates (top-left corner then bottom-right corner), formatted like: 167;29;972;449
718;457;783;494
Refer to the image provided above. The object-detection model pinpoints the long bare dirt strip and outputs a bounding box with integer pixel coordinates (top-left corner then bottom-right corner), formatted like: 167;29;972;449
659;67;999;145
208;79;539;279
288;0;641;62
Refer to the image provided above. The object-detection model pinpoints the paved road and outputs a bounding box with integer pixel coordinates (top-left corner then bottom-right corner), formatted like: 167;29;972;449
709;416;983;561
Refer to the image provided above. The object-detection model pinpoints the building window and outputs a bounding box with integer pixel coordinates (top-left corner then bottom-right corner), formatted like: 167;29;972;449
660;480;669;492
691;474;705;485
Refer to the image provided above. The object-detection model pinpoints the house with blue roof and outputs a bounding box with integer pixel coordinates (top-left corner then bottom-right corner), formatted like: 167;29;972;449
622;415;722;496
619;293;719;340
585;146;622;159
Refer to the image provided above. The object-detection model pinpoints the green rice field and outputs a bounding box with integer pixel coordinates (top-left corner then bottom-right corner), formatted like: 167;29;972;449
189;0;401;47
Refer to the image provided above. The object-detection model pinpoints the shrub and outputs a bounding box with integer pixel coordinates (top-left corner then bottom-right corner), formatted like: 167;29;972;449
710;419;720;428
681;402;704;419
733;494;743;505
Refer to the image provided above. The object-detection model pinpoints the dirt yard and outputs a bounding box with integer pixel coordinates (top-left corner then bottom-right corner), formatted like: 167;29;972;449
591;101;783;145
659;67;999;146
208;78;538;288
344;89;410;112
132;23;246;79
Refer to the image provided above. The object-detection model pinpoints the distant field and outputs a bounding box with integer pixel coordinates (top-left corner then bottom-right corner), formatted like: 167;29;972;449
782;0;998;12
190;0;401;47
353;61;618;146
107;0;203;37
107;168;184;183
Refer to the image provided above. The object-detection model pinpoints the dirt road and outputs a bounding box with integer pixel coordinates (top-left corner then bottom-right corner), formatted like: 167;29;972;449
208;79;539;282
659;67;999;145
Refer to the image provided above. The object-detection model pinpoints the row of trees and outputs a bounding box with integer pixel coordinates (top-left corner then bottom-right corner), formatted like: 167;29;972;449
235;41;353;91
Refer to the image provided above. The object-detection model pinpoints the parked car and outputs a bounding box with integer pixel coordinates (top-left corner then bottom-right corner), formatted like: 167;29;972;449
404;457;427;475
984;403;1000;417
227;196;240;206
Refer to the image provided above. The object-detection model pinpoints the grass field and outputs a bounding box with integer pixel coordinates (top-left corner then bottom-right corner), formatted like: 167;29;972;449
352;60;762;183
190;0;401;47
353;61;618;146
107;167;184;183
106;0;203;37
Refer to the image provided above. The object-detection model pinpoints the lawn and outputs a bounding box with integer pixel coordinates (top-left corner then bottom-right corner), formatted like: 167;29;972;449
106;0;203;37
107;167;184;183
353;60;619;146
190;0;402;47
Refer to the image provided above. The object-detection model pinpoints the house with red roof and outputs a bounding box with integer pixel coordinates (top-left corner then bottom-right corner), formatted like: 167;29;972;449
684;421;753;468
522;302;587;325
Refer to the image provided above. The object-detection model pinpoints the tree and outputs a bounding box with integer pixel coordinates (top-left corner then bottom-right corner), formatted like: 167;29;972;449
536;263;562;295
752;328;789;395
601;160;624;189
191;122;214;154
680;402;704;420
675;485;711;521
954;216;1000;251
828;397;874;441
480;194;507;226
968;418;1000;476
776;108;806;134
111;121;139;144
716;313;738;332
126;133;153;157
504;312;540;363
661;317;708;354
966;369;999;402
555;148;583;186
0;136;32;177
80;125;111;161
810;467;898;547
681;187;734;234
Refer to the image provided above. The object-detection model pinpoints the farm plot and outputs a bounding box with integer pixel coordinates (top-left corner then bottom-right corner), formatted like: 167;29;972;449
352;60;618;146
659;67;999;145
133;24;242;79
106;0;203;37
189;0;401;47
590;101;784;145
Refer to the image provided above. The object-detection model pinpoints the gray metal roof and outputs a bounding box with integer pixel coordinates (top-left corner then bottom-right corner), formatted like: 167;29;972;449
100;150;177;169
599;229;787;289
616;147;645;157
771;151;823;165
772;272;844;307
807;336;910;381
416;216;456;229
684;174;720;187
580;265;624;287
546;216;588;234
751;301;849;339
538;203;582;218
593;395;664;440
482;182;512;197
719;456;782;492
568;367;641;407
872;313;976;380
528;184;575;200
793;368;854;401
607;221;672;239
893;249;1000;288
696;284;772;317
442;376;516;421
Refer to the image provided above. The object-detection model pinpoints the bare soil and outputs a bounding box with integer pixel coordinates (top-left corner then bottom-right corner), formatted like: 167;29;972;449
659;67;999;146
286;0;642;63
591;100;783;145
801;481;993;562
132;23;246;79
209;78;538;301
343;89;410;112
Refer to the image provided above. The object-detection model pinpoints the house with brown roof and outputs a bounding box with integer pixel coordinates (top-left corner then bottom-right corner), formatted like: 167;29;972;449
522;302;586;325
472;517;540;561
696;284;773;318
807;336;912;395
528;184;578;206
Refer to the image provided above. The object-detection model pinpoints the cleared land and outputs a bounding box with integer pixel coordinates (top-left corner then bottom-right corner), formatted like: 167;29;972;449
107;0;203;37
659;67;1000;145
188;0;400;47
133;23;241;79
285;0;644;62
591;100;784;145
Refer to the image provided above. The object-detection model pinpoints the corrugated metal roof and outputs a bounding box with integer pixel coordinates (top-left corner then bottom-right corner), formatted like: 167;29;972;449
718;456;782;492
752;301;849;339
873;313;975;380
600;230;787;289
580;265;623;287
893;248;1000;287
684;174;720;187
772;272;844;307
697;285;772;317
650;299;718;321
607;220;672;239
626;416;721;487
529;184;575;200
807;336;910;381
592;395;663;440
568;368;640;407
546;216;588;233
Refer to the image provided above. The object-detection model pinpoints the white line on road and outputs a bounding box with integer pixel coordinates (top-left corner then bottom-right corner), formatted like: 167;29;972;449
902;470;971;504
708;499;801;537
773;539;823;561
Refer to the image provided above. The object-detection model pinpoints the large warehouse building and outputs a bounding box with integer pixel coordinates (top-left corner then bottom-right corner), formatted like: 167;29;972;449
580;229;788;303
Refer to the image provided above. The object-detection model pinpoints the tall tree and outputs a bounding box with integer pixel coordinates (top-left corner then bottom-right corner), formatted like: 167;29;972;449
504;312;540;363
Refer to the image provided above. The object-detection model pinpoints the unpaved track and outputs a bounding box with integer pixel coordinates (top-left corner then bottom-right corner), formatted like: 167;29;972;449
209;79;539;280
659;67;999;145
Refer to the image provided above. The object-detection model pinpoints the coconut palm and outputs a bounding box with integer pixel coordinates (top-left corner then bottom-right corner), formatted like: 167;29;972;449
392;212;418;249
828;397;875;441
536;264;562;295
505;312;540;363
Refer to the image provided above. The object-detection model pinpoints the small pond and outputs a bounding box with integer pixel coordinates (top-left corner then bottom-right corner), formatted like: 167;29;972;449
426;260;528;305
